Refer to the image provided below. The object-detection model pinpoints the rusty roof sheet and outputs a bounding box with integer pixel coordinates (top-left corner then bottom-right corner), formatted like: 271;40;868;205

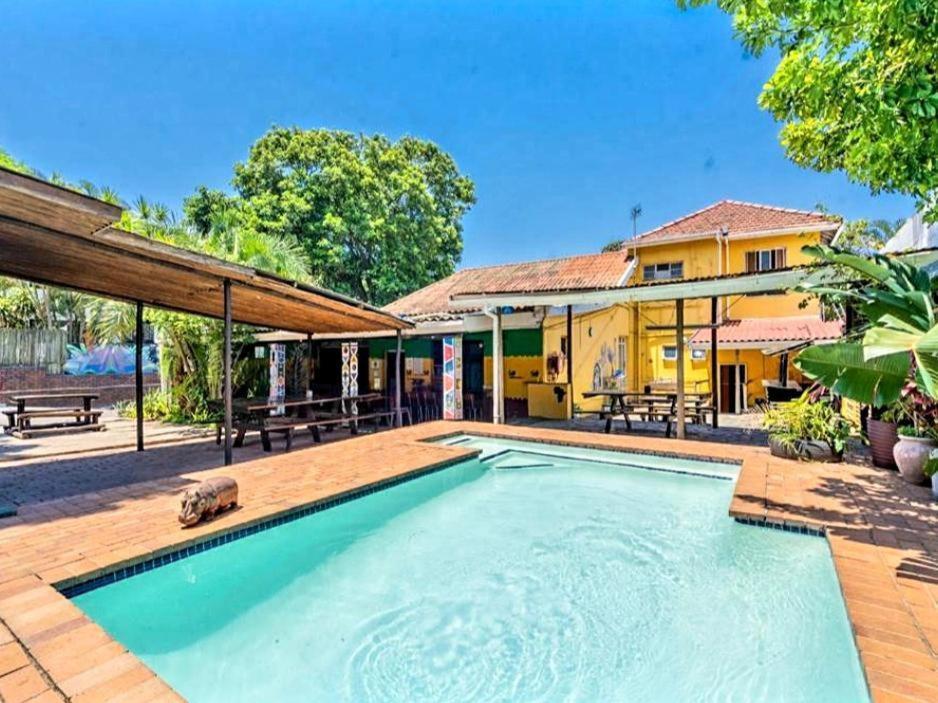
688;316;843;347
384;250;632;317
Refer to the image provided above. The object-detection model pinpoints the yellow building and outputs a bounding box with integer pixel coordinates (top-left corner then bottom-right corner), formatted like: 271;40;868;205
541;200;843;413
280;200;843;421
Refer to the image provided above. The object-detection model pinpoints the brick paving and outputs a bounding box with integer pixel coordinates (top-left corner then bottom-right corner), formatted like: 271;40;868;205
0;421;934;701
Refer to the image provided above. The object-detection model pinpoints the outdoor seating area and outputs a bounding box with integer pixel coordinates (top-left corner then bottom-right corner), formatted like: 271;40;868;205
583;389;716;437
215;392;409;453
2;391;104;439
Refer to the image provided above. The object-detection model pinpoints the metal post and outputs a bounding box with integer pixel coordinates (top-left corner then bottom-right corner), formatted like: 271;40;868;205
135;301;144;452
492;308;503;424
223;279;233;466
778;352;789;386
395;330;403;427
710;296;719;429
566;304;574;418
676;298;686;439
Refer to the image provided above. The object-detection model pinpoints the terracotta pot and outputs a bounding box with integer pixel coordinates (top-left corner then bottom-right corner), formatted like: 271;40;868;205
769;436;842;462
867;419;899;470
892;435;935;484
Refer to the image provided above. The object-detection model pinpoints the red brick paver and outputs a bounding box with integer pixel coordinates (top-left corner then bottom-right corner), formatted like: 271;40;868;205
0;421;934;701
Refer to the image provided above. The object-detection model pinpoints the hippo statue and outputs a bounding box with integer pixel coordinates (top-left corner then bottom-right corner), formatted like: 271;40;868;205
179;476;238;527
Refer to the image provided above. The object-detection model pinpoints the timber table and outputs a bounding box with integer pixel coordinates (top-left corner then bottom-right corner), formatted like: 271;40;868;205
581;390;714;437
4;392;103;437
219;393;391;451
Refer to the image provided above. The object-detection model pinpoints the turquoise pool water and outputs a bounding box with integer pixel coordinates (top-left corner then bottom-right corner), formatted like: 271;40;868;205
72;436;868;702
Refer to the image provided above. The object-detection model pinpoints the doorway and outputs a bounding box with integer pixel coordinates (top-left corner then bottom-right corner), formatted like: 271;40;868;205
719;363;748;414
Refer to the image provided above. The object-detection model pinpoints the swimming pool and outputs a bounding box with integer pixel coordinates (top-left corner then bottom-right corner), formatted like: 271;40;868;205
71;435;868;702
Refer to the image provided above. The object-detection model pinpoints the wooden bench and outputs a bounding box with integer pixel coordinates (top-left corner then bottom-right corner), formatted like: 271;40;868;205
215;408;412;452
13;409;104;438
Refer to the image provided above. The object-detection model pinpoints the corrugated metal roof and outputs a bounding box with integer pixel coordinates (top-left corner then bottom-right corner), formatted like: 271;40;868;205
384;250;632;317
688;316;843;347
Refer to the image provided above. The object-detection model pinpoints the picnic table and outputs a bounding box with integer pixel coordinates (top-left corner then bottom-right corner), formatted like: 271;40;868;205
3;392;103;438
219;393;407;452
581;390;714;437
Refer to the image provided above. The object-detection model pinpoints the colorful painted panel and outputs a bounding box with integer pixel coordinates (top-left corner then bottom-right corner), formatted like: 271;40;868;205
341;342;359;415
63;344;158;375
442;335;463;420
268;343;286;415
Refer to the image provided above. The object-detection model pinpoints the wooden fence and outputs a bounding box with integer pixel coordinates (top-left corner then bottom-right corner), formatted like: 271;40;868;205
0;329;68;371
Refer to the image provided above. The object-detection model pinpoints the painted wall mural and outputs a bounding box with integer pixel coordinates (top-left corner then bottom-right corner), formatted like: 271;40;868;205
63;344;159;375
442;335;463;420
341;342;359;415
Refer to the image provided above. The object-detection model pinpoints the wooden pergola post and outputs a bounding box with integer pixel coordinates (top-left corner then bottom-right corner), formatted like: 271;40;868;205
710;296;719;429
675;298;685;439
566;304;574;418
395;330;403;427
135;301;144;452
306;333;313;395
223;279;233;466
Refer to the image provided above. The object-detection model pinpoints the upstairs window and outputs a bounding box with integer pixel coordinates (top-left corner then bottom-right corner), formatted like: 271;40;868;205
745;248;787;272
643;262;683;281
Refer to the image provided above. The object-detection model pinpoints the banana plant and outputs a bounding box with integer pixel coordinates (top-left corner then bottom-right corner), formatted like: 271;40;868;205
794;245;938;404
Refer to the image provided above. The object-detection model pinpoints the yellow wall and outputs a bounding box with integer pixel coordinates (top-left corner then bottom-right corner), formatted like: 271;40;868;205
540;228;827;412
543;305;632;411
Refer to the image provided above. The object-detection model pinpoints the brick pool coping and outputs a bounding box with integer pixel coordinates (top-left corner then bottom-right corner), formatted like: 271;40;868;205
0;421;935;702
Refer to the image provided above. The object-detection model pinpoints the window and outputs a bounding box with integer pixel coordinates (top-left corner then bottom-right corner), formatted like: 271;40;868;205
643;262;683;281
691;348;707;361
745;248;787;272
662;345;677;360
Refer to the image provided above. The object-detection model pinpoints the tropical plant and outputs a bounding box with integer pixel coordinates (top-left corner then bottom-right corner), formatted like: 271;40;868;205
680;1;938;219
762;395;852;457
794;245;938;407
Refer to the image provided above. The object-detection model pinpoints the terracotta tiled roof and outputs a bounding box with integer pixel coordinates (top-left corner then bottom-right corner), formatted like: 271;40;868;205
633;200;839;245
384;251;632;318
688;316;844;347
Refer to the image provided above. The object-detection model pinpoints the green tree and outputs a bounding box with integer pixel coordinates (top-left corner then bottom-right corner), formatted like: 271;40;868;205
189;127;476;305
682;1;938;217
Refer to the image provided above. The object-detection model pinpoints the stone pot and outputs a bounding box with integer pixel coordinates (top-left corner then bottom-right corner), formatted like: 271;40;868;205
932;473;938;500
769;436;842;462
892;435;935;484
867;418;899;470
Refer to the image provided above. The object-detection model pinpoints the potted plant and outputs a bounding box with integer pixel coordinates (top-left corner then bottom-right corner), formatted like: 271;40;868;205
867;405;899;470
763;395;851;462
892;385;938;484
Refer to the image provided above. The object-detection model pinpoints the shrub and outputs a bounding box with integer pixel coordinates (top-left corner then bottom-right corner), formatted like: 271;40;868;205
762;395;852;457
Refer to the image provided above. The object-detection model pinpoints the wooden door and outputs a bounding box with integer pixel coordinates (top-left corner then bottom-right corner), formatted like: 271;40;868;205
719;365;736;414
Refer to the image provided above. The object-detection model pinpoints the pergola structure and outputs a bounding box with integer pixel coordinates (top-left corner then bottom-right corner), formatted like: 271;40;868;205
0;167;411;463
452;266;844;439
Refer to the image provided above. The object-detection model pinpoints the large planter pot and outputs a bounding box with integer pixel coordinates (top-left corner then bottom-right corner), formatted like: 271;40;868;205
769;436;842;462
868;419;899;470
931;473;938;500
892;435;935;484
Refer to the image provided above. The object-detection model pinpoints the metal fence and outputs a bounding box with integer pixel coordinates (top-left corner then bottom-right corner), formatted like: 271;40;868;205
0;328;68;371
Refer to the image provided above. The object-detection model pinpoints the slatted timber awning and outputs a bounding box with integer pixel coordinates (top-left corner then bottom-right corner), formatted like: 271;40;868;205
0;167;411;334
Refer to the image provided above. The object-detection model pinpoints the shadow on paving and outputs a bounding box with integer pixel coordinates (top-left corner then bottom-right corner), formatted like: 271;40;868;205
0;426;360;515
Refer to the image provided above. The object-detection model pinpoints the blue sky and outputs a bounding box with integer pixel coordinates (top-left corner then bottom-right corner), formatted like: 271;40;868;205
0;0;914;267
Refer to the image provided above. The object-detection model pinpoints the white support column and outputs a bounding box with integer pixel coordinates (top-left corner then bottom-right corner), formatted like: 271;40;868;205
491;307;504;424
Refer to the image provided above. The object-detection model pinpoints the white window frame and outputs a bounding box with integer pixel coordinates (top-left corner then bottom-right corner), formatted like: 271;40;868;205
662;345;678;360
691;348;707;361
643;261;684;281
